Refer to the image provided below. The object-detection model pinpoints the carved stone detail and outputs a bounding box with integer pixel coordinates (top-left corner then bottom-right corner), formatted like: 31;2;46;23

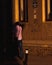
24;45;52;56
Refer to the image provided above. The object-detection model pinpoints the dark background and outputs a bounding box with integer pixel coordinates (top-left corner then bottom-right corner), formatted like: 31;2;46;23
0;0;16;60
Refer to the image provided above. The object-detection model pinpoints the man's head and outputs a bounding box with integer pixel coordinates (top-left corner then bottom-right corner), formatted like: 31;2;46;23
15;22;22;27
15;23;22;40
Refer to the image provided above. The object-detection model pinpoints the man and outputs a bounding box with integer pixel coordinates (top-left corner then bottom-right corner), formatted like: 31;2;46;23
13;22;24;65
16;23;24;59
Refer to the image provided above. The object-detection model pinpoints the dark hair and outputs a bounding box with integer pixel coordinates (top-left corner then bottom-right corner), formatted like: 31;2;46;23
15;22;22;27
14;22;25;29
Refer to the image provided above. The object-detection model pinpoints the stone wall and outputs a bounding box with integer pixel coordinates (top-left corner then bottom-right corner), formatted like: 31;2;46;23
23;0;52;41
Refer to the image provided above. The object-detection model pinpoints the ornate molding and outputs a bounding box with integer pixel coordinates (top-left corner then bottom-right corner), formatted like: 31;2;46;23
24;45;52;56
23;40;52;46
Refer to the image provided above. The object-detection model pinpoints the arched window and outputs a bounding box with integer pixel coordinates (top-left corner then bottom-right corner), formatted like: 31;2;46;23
13;0;28;23
42;0;52;22
45;0;52;21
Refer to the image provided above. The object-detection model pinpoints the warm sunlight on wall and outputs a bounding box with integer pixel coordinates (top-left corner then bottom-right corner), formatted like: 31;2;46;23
15;0;19;22
47;0;50;19
42;0;50;23
13;0;24;23
20;0;24;21
47;0;50;15
13;0;19;23
42;0;45;23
